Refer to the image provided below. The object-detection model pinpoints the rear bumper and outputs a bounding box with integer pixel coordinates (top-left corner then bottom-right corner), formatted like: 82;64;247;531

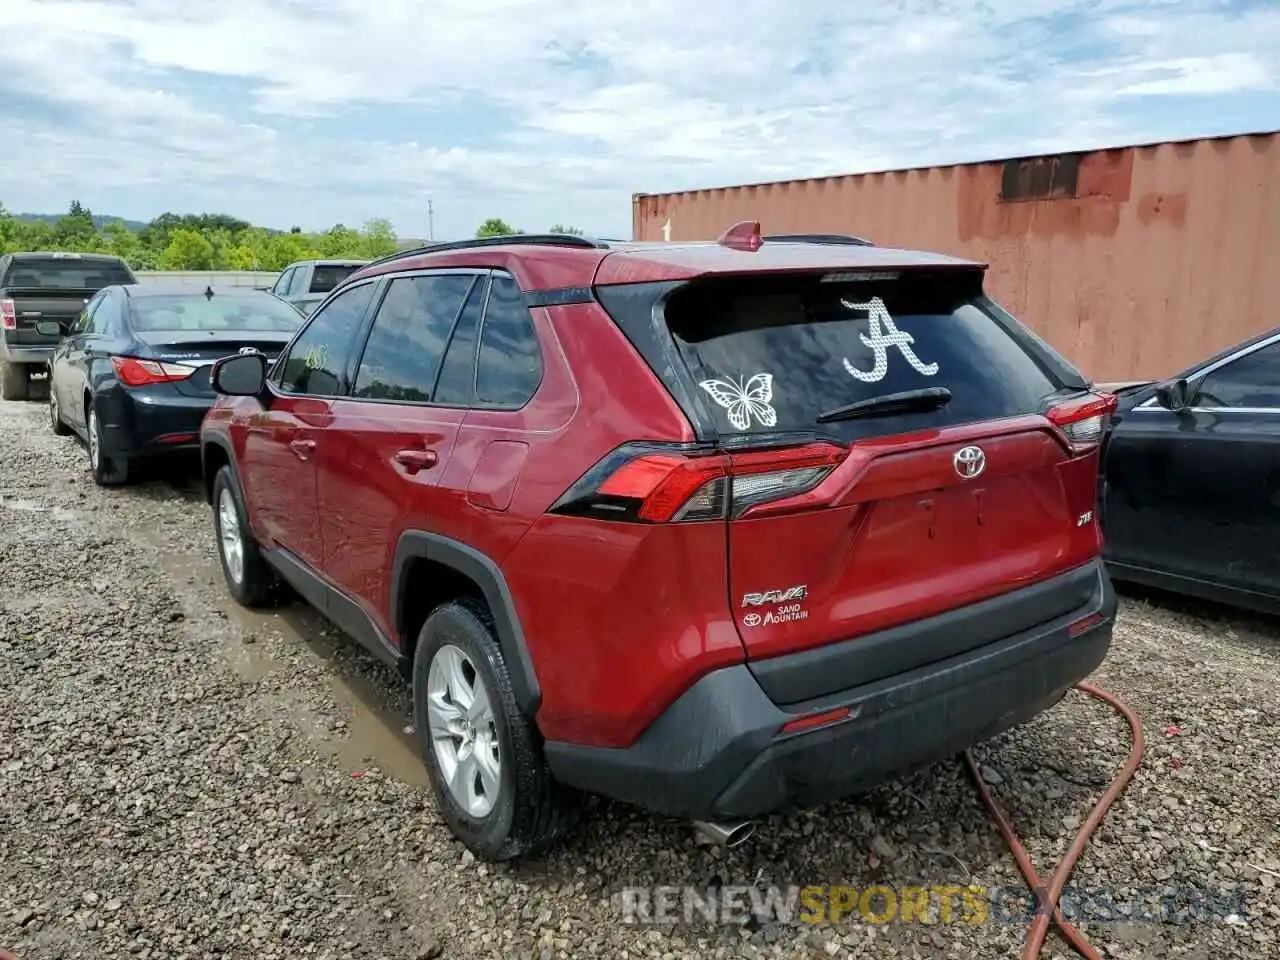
96;385;213;457
1;345;54;364
544;559;1116;820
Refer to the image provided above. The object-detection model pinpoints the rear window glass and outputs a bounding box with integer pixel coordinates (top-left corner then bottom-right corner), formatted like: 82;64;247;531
662;270;1064;441
131;294;304;333
310;264;362;294
2;258;133;291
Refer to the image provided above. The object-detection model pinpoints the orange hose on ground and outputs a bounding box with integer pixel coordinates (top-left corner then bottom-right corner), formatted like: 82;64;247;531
964;681;1145;960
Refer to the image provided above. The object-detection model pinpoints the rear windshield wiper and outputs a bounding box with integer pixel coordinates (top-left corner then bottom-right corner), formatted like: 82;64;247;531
816;387;953;423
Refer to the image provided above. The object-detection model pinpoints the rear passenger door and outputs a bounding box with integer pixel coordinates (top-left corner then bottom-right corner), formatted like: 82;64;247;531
315;269;482;641
54;293;102;433
449;273;547;551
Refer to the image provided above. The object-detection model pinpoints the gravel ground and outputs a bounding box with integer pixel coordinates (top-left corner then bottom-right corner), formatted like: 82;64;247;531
2;393;1278;960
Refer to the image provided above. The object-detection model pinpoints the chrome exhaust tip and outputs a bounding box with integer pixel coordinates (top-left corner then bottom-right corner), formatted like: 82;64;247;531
692;819;756;848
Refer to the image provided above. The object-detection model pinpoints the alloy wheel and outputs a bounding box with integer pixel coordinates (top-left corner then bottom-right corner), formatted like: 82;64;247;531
87;409;101;469
217;487;245;585
426;644;501;818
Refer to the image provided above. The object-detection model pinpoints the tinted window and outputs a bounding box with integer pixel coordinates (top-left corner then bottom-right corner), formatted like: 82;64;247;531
1;257;132;291
277;282;376;396
475;276;543;406
130;294;304;333
287;268;311;297
352;274;475;402
1194;341;1280;409
272;268;295;295
73;294;104;334
433;277;488;406
654;270;1063;442
89;293;120;335
310;264;362;294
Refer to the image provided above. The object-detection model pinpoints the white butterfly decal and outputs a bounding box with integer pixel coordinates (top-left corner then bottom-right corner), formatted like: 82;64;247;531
698;373;777;431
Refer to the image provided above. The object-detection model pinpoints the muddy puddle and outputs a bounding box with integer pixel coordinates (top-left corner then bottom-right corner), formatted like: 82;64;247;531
130;522;429;789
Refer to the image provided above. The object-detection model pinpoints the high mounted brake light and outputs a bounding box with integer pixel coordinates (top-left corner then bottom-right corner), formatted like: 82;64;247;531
1045;392;1118;453
550;442;847;523
111;356;197;387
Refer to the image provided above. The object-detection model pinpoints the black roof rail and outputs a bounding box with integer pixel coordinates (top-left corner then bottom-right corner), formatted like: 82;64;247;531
361;233;609;270
763;233;874;247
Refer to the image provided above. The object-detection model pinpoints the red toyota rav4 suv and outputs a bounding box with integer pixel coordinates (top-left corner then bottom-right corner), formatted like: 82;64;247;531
200;224;1118;862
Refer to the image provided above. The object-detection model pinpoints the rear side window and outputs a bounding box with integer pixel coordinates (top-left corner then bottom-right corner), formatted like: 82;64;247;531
310;264;361;294
607;270;1075;443
2;257;133;291
433;276;488;406
351;274;475;403
475;276;543;407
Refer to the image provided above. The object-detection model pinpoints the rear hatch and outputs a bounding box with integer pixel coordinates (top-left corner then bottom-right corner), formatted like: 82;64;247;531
598;265;1110;670
1;256;134;344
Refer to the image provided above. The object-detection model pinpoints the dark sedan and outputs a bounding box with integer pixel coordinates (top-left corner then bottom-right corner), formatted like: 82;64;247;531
45;285;305;486
1098;325;1280;614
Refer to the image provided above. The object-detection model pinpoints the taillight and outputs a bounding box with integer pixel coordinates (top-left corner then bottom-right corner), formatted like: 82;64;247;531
0;299;15;330
111;356;197;387
550;441;847;523
1046;392;1119;453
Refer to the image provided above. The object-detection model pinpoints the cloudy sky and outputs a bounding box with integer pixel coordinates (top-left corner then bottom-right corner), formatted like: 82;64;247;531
2;0;1277;240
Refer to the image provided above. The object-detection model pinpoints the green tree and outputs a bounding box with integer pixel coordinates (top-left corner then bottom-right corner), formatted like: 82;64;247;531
548;224;583;236
53;200;99;250
476;218;519;238
360;218;397;258
159;228;216;270
0;200;403;269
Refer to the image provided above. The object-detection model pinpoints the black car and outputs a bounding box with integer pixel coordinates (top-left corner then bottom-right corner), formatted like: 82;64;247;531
1098;326;1280;614
45;284;305;486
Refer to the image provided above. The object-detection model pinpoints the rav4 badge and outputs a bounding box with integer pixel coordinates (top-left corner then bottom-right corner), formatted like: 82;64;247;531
742;585;808;607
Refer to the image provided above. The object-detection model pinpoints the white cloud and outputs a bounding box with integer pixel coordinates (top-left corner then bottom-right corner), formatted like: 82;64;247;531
0;0;1276;238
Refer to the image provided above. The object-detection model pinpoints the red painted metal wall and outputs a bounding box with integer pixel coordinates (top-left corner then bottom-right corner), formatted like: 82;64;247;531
632;133;1279;382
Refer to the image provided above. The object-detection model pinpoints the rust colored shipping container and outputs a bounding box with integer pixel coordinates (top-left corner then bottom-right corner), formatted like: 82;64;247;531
632;132;1280;382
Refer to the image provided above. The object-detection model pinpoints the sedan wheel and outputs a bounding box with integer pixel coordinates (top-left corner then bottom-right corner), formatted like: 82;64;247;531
87;408;101;469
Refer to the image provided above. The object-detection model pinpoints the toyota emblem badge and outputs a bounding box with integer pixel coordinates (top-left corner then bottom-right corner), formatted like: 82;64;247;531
953;445;986;480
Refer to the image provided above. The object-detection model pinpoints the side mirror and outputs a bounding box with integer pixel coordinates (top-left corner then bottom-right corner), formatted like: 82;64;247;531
1153;377;1191;412
35;320;62;337
211;353;268;397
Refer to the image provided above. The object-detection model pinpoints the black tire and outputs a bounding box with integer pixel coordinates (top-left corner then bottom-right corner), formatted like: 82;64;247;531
413;598;580;862
86;402;129;486
1;361;30;401
48;377;71;435
211;464;279;608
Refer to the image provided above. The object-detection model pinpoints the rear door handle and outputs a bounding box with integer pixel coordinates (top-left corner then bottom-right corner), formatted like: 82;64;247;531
394;449;438;474
289;438;316;460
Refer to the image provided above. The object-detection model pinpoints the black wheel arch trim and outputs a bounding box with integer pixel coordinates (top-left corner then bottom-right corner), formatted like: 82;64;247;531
392;531;541;716
201;432;243;505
